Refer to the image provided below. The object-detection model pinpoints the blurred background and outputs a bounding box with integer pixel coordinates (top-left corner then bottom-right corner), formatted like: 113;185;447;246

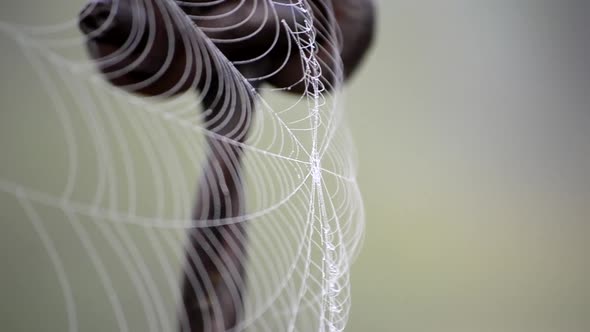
1;1;589;331
346;1;589;331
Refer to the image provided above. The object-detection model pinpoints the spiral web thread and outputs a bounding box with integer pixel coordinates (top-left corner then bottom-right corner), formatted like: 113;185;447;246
0;1;364;331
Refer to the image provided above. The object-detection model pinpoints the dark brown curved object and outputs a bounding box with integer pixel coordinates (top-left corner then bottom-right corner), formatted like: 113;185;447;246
78;0;375;331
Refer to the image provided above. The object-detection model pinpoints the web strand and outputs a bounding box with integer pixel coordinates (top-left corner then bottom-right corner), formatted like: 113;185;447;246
0;1;365;331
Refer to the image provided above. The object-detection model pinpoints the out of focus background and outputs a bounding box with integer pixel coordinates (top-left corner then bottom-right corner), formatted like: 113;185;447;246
1;1;589;332
346;1;589;331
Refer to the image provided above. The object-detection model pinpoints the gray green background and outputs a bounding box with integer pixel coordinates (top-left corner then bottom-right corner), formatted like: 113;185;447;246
1;1;589;331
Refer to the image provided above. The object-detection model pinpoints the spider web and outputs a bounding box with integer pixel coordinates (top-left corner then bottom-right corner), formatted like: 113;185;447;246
0;1;364;331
